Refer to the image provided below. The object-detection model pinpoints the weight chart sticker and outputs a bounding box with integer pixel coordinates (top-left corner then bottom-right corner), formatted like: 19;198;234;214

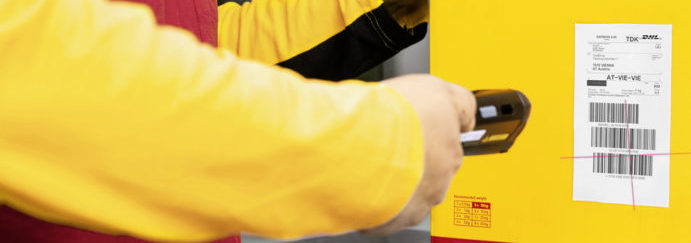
573;24;671;207
453;196;491;228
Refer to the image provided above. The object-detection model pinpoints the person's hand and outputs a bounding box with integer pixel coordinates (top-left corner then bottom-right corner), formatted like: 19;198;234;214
360;74;476;235
382;0;429;28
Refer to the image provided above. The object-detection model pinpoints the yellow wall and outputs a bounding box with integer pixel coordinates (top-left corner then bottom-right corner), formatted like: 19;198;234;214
430;0;691;242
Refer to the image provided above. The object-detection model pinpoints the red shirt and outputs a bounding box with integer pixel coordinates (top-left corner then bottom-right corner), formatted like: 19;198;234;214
114;0;219;46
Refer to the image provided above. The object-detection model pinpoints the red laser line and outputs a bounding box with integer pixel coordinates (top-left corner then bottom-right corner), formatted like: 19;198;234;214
562;100;688;208
560;152;691;160
626;99;635;210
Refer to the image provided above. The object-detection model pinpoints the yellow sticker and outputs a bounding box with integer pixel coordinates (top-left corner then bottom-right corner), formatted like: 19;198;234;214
482;133;509;142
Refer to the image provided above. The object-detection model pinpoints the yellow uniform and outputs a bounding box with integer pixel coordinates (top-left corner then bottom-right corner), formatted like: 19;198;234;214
0;0;425;241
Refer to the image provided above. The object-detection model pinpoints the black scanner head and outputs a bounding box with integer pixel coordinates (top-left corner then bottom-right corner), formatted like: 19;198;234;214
461;90;532;156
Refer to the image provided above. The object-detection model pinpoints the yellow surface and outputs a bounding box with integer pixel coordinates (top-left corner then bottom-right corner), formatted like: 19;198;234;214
0;0;424;241
430;0;690;242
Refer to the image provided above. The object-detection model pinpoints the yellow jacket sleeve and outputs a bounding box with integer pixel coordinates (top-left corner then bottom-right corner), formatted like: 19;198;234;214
218;0;429;80
0;0;424;242
218;0;383;64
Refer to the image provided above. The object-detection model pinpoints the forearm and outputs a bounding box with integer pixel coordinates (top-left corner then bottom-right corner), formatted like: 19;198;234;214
0;0;424;241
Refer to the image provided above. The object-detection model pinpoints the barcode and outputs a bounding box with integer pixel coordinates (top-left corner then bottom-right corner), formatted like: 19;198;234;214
593;153;653;176
591;127;656;150
589;102;639;124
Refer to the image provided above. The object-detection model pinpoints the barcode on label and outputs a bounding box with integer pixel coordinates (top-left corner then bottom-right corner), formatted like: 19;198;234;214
591;127;656;150
589;102;639;124
593;153;653;176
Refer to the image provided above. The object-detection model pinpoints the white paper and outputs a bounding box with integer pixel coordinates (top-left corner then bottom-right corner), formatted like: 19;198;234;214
573;24;672;207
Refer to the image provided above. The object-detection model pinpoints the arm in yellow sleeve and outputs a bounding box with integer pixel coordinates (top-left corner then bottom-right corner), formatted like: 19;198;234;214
0;0;423;241
217;0;428;80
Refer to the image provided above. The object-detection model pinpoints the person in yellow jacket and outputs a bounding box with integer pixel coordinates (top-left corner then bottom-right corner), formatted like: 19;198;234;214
0;0;476;242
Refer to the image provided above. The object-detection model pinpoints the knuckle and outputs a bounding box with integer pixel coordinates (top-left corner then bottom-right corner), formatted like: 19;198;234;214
431;190;447;205
468;95;478;113
451;146;463;163
452;157;463;172
468;117;477;131
439;143;463;171
445;136;461;151
428;191;447;207
407;210;429;226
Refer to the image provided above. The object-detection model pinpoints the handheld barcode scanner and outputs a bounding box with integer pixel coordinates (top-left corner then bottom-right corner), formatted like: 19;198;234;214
461;90;532;156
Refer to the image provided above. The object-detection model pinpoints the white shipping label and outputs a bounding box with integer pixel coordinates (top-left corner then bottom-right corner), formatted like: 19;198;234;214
573;24;672;207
